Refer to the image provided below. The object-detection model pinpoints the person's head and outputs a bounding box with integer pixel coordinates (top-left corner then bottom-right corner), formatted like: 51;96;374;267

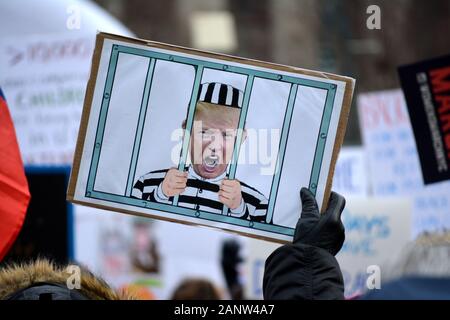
0;258;134;300
183;83;246;179
171;278;222;300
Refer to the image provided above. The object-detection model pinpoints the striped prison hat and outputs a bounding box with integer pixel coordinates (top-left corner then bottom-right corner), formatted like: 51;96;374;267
197;82;243;108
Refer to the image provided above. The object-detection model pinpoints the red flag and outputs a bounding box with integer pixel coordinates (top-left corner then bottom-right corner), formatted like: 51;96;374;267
0;88;30;261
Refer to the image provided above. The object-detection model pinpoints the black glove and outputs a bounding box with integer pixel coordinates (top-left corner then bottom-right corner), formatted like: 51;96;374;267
293;188;346;256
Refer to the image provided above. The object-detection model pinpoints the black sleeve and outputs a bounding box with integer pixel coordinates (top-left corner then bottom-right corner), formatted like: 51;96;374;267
263;243;345;300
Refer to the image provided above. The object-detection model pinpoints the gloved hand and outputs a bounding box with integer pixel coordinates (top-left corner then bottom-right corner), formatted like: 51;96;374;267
293;188;346;256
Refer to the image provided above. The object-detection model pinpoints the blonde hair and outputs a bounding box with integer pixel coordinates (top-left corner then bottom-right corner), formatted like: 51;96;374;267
194;101;241;128
0;259;135;300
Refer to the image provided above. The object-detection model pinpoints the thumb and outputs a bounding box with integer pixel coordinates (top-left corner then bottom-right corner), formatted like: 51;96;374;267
300;187;319;219
293;188;319;244
326;191;346;221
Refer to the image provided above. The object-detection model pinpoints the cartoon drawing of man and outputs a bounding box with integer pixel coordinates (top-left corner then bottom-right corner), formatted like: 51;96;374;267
132;82;269;223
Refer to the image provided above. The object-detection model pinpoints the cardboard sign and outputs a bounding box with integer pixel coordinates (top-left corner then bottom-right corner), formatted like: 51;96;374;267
67;32;354;243
398;54;450;184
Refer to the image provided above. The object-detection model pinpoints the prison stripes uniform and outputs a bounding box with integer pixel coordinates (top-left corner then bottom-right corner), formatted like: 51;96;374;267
131;166;269;223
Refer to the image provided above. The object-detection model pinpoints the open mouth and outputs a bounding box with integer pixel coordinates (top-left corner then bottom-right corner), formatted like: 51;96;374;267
203;155;219;172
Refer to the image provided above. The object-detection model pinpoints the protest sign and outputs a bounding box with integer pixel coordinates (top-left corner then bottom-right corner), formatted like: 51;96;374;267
398;54;450;184
336;197;411;297
0;33;94;164
358;89;450;236
67;32;354;242
332;146;368;197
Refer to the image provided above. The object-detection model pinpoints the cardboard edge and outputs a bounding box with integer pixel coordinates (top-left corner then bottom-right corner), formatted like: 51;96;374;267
320;77;355;213
96;31;355;83
69;199;290;244
67;33;107;202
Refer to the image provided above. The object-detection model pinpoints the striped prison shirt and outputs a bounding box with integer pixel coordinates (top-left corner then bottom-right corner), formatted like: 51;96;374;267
132;166;269;223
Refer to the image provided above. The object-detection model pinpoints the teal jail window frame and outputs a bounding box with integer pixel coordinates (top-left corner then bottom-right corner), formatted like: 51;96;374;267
84;43;337;237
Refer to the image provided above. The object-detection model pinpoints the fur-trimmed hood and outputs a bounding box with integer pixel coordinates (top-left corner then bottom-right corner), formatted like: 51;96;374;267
0;259;134;300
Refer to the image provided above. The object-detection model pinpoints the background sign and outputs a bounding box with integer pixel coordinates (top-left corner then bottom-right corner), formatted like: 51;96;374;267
398;54;450;184
0;33;95;165
336;197;411;297
358;89;450;236
332;146;368;197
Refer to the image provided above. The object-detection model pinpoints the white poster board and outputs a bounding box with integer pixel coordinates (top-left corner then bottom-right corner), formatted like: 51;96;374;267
358;90;450;236
0;33;94;164
332;146;368;197
336;197;411;297
68;32;354;243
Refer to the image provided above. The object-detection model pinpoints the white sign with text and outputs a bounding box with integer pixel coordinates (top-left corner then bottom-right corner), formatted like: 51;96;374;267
358;89;450;236
0;33;94;164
